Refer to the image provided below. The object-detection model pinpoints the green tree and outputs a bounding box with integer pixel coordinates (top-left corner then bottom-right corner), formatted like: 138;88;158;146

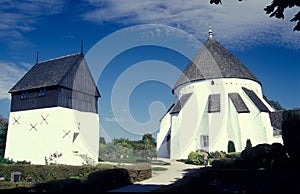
142;133;156;147
0;116;8;158
269;100;285;110
227;140;236;153
263;95;285;110
246;139;252;149
210;0;300;31
113;138;132;149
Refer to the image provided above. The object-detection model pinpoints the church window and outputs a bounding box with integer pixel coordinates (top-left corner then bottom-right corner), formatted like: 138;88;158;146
201;135;209;147
39;89;47;97
21;92;28;99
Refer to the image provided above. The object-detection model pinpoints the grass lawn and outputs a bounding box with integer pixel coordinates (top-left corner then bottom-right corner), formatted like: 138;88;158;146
151;167;168;171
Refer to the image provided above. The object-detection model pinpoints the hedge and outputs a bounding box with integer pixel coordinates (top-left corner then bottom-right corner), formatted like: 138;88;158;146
0;163;152;192
0;164;112;183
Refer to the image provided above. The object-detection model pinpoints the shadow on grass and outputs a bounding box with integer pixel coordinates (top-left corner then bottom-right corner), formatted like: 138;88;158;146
109;184;165;192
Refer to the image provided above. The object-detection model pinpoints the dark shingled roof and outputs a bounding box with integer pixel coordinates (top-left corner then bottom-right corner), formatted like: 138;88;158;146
9;53;100;97
242;87;269;112
170;93;192;114
270;109;300;130
269;110;284;130
173;37;260;91
208;94;220;113
229;93;250;113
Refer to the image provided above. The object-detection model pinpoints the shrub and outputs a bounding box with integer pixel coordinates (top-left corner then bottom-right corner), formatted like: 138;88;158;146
187;151;204;165
227;140;236;153
211;158;235;168
32;178;82;192
0;164;112;183
86;168;132;192
246;139;252;149
209;151;226;159
225;152;241;159
240;143;287;169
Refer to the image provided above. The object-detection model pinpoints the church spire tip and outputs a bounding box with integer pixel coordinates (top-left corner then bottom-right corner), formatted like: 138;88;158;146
209;26;213;38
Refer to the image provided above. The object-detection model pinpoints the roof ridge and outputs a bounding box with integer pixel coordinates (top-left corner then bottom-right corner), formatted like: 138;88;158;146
173;36;260;91
37;52;82;64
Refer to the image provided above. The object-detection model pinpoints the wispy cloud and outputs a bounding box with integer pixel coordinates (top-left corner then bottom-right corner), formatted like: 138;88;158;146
82;0;300;49
0;0;64;42
104;117;124;123
0;62;27;100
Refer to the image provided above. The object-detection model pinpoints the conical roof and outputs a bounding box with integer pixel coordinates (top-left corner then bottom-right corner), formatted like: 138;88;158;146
173;35;260;91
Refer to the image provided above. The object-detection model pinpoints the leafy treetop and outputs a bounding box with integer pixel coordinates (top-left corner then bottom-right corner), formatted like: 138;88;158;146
210;0;300;31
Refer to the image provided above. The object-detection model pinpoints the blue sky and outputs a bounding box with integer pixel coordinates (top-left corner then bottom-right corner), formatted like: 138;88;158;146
0;0;299;142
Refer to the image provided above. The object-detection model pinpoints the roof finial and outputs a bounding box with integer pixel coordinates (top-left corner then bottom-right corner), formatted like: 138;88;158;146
80;39;84;54
209;26;213;38
36;51;39;64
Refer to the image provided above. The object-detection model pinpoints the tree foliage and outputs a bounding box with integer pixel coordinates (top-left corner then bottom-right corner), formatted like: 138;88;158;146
0;115;8;158
210;0;300;31
264;95;285;110
281;110;300;159
99;134;157;161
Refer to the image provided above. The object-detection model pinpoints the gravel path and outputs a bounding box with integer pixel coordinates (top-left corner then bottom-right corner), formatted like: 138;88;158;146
109;158;201;192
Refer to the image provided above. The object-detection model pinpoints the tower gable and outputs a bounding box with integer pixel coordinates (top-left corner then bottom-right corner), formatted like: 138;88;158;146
9;53;100;113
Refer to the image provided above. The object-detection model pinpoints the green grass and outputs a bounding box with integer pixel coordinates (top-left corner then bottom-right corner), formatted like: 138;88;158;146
0;181;34;189
96;163;115;167
151;167;168;171
176;159;188;163
150;160;171;166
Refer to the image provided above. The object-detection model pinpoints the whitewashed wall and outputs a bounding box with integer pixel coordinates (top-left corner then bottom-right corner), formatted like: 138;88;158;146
157;77;283;159
5;107;99;165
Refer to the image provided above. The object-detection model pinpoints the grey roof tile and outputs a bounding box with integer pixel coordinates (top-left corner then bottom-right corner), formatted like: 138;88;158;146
242;87;269;112
269;111;284;129
270;109;300;130
174;37;260;91
208;94;220;113
170;93;192;114
229;93;250;113
9;53;100;97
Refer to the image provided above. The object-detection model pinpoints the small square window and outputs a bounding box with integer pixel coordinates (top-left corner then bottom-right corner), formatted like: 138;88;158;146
39;89;47;97
21;92;28;99
201;135;209;147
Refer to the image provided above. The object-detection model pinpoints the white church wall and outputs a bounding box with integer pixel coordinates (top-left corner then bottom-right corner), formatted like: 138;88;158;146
156;112;171;158
5;107;99;165
160;77;280;159
170;113;179;159
170;93;203;159
238;92;272;148
227;97;243;151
